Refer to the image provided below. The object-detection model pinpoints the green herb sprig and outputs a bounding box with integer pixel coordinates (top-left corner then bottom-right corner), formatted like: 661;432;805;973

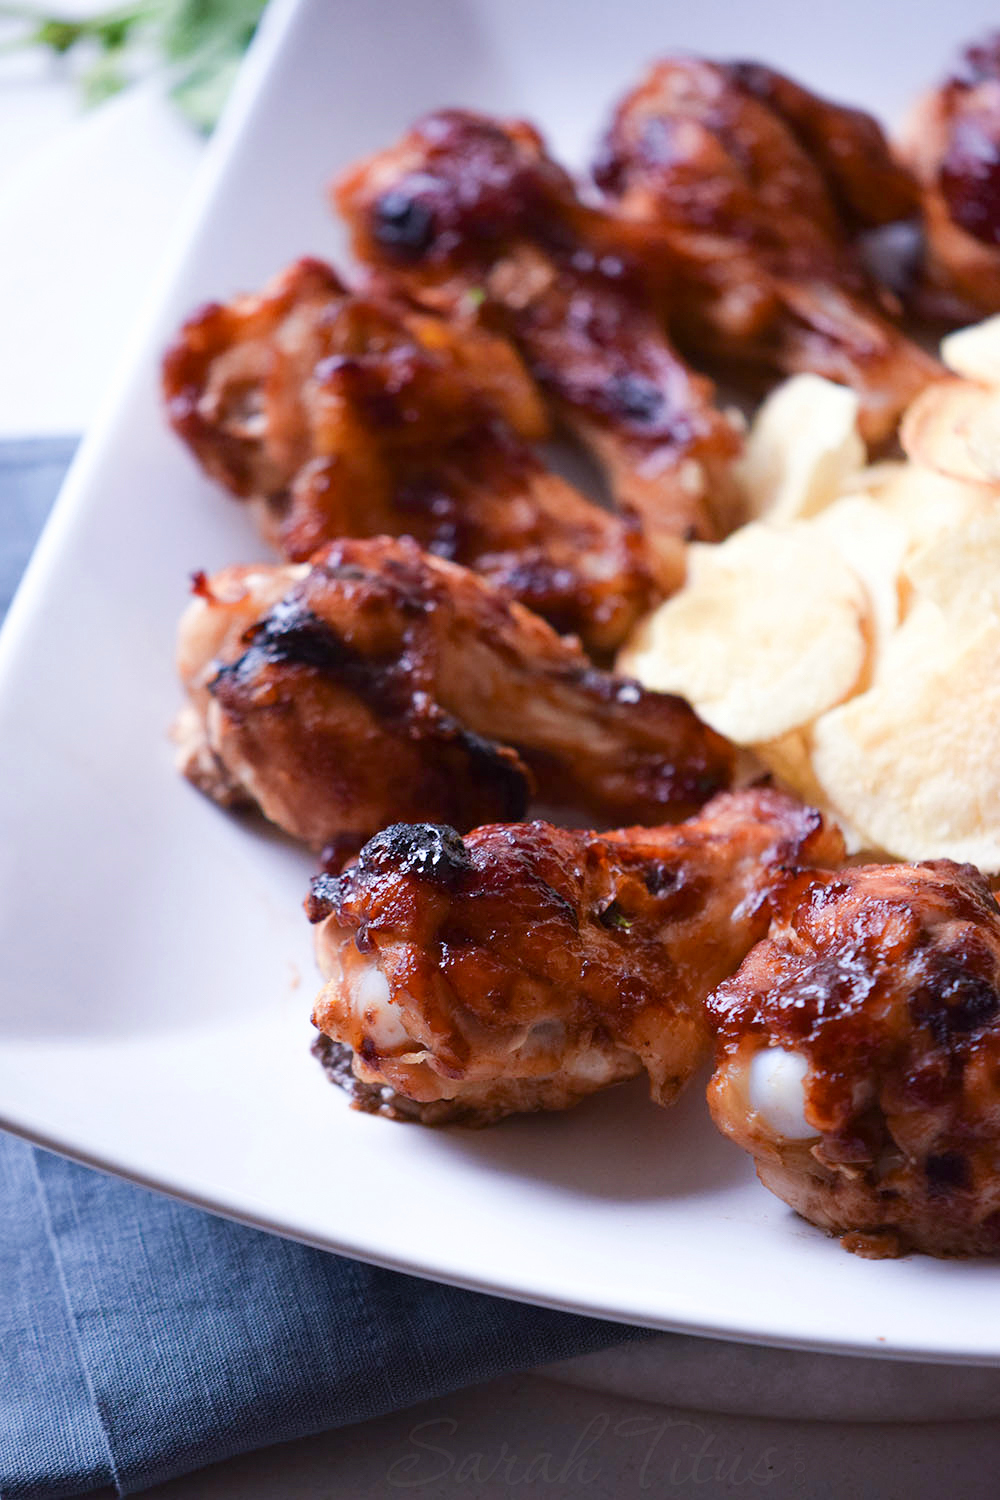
0;0;267;129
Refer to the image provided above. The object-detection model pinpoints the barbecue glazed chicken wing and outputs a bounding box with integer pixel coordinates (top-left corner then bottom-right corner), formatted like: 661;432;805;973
594;60;940;443
308;788;844;1125
903;36;1000;320
334;110;743;588
163;257;656;652
173;552;528;853
707;861;1000;1257
174;536;733;854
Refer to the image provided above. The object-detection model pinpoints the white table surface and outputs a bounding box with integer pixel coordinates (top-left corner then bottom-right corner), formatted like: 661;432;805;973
6;26;1000;1500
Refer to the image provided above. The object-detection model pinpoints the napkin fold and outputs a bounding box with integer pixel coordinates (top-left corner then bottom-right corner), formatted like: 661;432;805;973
0;1134;634;1498
0;440;641;1499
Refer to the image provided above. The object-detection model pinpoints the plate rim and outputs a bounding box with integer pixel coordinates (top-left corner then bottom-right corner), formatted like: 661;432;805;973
5;0;1000;1371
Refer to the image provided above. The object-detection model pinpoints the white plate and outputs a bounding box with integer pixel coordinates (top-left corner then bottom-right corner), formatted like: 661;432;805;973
4;0;1000;1367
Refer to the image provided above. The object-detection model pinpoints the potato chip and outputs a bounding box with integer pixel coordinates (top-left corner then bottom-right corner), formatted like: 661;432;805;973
863;458;990;529
623;337;1000;872
837;459;908;498
753;727;825;803
736;374;866;522
618;524;870;744
941;315;1000;386
755;725;868;852
812;495;908;667
901;378;1000;485
811;601;1000;870
857;468;1000;629
904;512;1000;621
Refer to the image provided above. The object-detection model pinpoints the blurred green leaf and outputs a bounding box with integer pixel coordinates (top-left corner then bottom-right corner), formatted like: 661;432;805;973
0;0;267;129
161;0;262;62
170;46;243;132
35;19;86;51
81;46;128;105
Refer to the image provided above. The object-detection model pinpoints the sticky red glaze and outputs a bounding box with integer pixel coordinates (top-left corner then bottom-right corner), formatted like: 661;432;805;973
163;256;657;652
593;58;937;442
708;862;1000;1255
938;39;1000;245
334;109;742;571
178;537;736;851
308;787;844;1122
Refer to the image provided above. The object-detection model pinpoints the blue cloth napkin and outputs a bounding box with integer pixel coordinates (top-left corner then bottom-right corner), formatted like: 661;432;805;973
0;440;642;1498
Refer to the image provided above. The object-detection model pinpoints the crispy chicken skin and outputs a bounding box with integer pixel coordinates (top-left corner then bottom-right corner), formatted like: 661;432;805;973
308;788;844;1125
902;36;1000;320
594;60;940;443
175;536;733;853
707;861;1000;1257
163;257;655;652
334;110;743;588
173;555;529;852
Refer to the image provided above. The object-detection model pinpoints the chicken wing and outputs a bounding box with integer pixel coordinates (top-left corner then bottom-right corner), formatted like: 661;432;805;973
308;787;843;1125
174;535;733;854
594;60;940;443
707;861;1000;1257
163;257;656;652
902;36;1000;321
172;556;530;854
334;110;743;588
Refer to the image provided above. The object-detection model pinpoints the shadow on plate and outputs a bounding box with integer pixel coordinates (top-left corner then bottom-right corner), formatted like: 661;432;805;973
423;1070;751;1203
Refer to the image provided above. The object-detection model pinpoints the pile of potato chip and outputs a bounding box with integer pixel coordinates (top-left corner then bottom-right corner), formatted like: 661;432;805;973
619;318;1000;872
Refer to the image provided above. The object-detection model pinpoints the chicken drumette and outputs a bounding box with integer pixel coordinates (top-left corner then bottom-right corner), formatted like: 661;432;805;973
163;257;656;653
308;787;843;1125
593;59;940;442
334;110;742;588
707;861;1000;1257
903;36;1000;321
174;535;733;855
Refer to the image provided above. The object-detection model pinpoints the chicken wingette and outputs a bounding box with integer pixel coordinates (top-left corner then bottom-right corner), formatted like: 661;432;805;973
174;536;733;856
308;788;842;1124
594;59;940;442
163;256;656;652
708;860;1000;1257
334;111;743;589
